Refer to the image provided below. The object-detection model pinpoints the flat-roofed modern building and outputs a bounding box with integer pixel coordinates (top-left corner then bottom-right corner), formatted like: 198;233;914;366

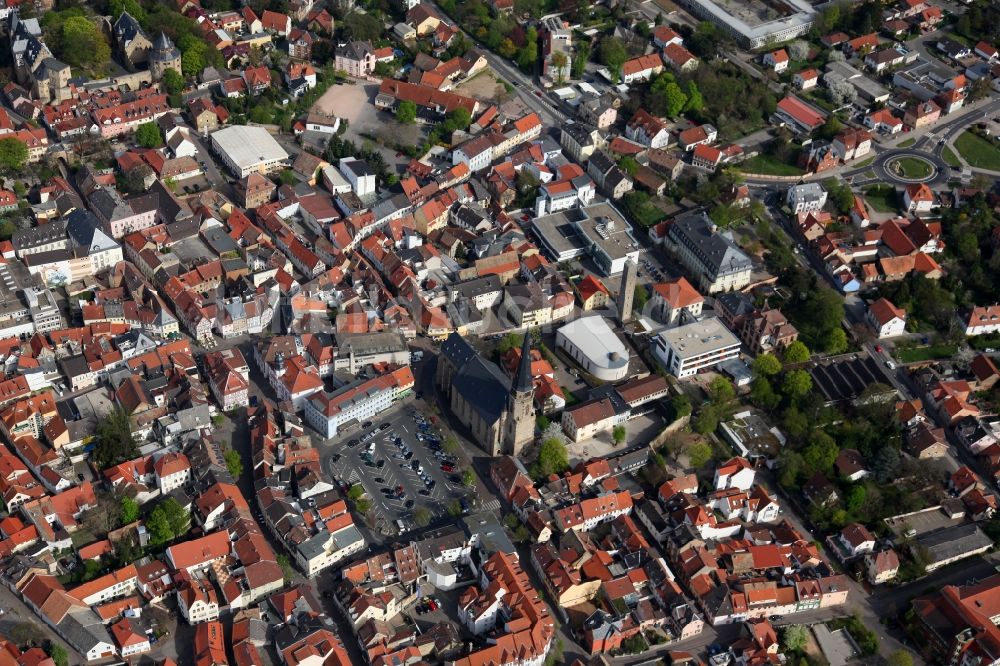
556;316;630;381
210;125;289;178
531;202;640;276
674;0;815;48
651;317;741;378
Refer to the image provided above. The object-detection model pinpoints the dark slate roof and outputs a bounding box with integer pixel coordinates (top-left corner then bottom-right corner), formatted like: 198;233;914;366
513;332;533;394
441;332;510;425
152;32;180;60
668;210;752;278
12;218;68;253
114;11;147;44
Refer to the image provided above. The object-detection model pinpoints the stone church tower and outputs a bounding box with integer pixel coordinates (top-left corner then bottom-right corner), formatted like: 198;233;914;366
149;33;182;81
503;333;536;456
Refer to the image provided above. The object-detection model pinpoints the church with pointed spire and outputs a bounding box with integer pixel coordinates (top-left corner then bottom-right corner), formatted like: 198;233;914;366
437;331;537;456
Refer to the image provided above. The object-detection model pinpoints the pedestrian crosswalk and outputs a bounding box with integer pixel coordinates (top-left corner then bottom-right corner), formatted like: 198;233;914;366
479;498;501;513
343;469;360;484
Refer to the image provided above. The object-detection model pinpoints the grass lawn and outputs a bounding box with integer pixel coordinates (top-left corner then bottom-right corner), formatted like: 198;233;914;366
739;153;804;176
941;145;961;167
854;155;876;169
863;185;899;213
892;157;933;179
897;344;959;364
955;131;1000;171
898;138;916;148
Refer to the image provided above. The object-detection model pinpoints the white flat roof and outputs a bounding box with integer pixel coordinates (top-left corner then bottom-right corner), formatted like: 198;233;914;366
212;125;289;169
557;315;629;371
658;317;741;359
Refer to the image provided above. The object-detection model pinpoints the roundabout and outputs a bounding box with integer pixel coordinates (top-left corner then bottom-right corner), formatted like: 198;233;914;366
885;155;935;182
844;147;952;188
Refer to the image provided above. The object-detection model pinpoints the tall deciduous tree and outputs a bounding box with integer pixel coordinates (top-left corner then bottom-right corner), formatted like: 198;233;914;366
0;138;28;171
94;407;137;469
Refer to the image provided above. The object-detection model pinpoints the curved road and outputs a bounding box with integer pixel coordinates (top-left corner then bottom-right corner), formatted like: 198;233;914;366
743;97;1000;187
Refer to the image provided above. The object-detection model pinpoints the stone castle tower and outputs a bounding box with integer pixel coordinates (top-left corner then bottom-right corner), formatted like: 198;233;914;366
503;333;536;456
149;33;182;81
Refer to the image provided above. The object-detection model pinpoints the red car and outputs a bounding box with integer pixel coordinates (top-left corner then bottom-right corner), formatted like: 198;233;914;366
875;345;883;353
441;464;455;472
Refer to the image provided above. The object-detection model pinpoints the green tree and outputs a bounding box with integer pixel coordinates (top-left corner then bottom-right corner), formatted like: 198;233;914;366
618;155;640;176
109;0;145;21
395;100;417;124
824;327;848;354
448;500;463;517
413;507;432;527
783;341;810;364
276;554;294;581
161;68;185;95
0;138;28;171
782;406;808;437
499;38;518;59
598;36;627;80
753;353;782;376
537;437;569;477
60;16;112;70
670;394;692;419
120;497;139;525
146;506;174;544
708;376;735;404
781;625;809;653
683;81;704;113
782;369;813;399
612;425;626;445
347;484;365;501
224;448;243;480
845;484;866;512
571;40;591;78
517;27;538;71
887;651;914;666
342;11;382;41
803;432;838;473
161;497;190;537
688;441;713;468
461;469;476;487
551;50;568;83
693;406;719;435
46;643;68;666
135;121;163;148
181;41;207;77
442;435;460;455
93;407;137;469
750;376;780;409
662;81;688;118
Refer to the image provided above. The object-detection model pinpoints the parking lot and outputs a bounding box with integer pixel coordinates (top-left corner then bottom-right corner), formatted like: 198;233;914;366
325;403;481;536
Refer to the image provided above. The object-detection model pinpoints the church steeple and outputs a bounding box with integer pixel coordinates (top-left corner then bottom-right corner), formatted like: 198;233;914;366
513;331;533;395
503;331;536;457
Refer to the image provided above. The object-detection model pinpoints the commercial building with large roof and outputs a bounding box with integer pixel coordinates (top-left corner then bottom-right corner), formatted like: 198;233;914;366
651;317;741;378
531;202;640;276
555;315;631;382
674;0;816;49
210;125;289;178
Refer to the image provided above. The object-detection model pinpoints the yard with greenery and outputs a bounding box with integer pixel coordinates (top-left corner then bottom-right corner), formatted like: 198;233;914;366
897;344;959;364
955;131;1000;171
863;185;899;213
941;145;961;168
739;153;804;176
